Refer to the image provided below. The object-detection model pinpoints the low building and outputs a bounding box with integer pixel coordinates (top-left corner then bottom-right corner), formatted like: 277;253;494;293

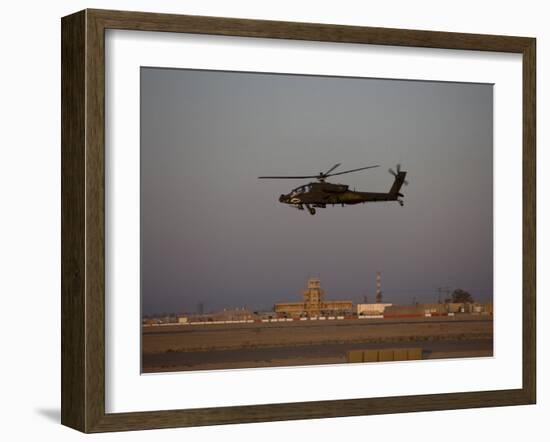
384;304;424;316
190;308;254;323
447;302;487;314
384;303;447;316
472;303;493;314
384;302;491;316
217;308;254;321
274;278;353;317
254;311;277;320
421;303;448;314
357;303;392;316
447;303;464;313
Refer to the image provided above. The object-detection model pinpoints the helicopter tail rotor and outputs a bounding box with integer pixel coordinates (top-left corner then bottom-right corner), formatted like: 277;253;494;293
389;164;408;186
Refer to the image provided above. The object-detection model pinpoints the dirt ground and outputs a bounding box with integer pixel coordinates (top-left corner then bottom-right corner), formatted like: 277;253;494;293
142;315;493;373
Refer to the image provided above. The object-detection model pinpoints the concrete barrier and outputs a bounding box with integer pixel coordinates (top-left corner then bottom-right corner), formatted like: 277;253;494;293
378;349;395;361
363;349;379;362
346;347;424;363
393;348;409;361
407;348;422;360
346;350;364;363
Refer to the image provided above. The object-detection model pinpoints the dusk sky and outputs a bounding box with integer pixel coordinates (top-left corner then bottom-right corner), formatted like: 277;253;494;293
141;67;493;315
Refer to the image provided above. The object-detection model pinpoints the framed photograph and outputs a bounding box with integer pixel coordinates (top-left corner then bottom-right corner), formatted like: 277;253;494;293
61;9;536;432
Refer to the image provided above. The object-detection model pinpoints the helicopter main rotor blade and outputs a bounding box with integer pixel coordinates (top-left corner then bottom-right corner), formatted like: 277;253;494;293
326;165;379;177
258;175;319;179
323;163;341;176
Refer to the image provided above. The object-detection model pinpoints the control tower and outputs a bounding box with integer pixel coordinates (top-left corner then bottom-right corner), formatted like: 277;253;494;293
303;277;324;315
274;277;352;318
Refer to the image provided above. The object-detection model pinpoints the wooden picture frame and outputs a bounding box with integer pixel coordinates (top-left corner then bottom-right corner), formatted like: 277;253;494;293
61;8;536;433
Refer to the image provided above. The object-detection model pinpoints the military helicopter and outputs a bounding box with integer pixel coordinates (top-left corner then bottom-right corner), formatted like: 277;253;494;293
258;163;408;215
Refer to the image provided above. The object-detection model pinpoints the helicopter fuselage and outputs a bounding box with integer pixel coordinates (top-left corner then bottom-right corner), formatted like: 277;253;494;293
259;163;407;215
280;184;396;204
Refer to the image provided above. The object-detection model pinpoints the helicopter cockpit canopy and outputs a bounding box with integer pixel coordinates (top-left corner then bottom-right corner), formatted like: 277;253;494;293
289;184;311;197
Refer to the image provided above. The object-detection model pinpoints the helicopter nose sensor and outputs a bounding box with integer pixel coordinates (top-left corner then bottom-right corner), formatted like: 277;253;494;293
279;194;287;203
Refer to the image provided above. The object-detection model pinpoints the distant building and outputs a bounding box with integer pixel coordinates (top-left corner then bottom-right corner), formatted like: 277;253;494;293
384;303;448;316
357;303;392;316
384;302;492;316
189;307;254;323
421;303;448;314
274;278;353;317
254;311;277;320
446;303;464;313
218;308;254;321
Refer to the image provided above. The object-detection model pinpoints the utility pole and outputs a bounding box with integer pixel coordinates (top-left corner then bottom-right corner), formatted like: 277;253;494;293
437;287;451;303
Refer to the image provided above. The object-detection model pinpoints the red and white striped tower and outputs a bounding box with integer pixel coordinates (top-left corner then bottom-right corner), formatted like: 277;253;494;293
375;271;382;303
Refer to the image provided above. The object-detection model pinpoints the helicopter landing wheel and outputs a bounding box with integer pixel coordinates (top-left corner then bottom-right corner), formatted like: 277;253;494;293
308;207;316;215
398;200;404;207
